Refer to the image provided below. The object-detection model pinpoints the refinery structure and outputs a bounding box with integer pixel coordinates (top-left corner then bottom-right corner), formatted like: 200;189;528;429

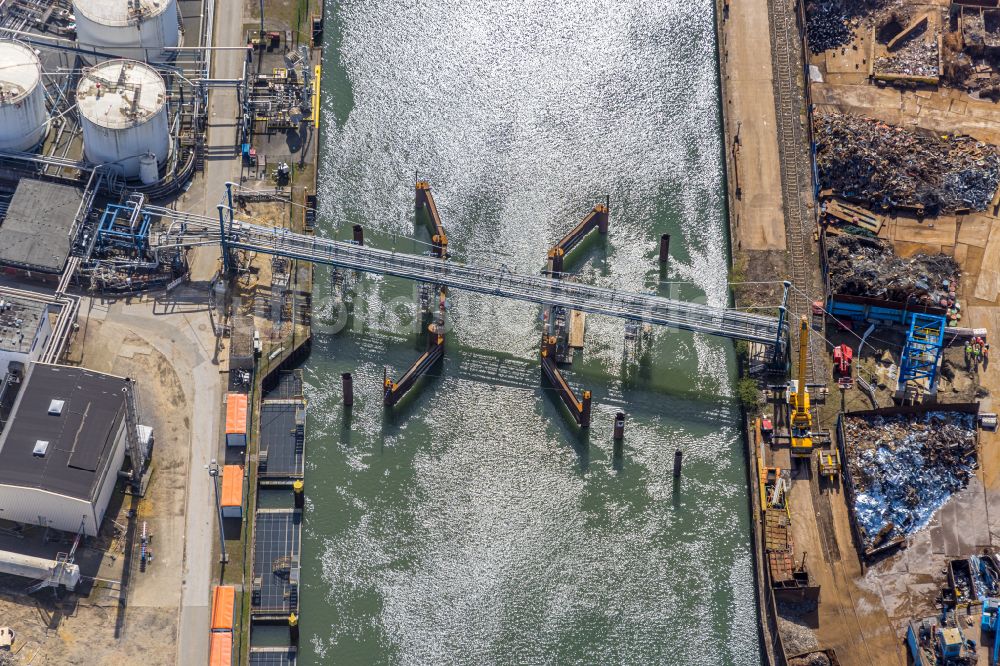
0;0;201;292
0;2;324;660
0;0;320;293
76;58;171;182
0;0;197;192
0;40;47;152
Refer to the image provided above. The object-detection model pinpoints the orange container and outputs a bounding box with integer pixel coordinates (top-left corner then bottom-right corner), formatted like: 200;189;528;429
211;585;236;631
209;630;232;666
221;466;243;519
225;393;248;447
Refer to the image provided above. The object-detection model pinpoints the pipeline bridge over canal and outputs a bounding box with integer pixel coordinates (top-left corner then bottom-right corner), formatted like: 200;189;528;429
147;204;785;347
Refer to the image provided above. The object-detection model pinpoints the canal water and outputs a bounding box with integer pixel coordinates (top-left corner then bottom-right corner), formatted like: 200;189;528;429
299;0;762;663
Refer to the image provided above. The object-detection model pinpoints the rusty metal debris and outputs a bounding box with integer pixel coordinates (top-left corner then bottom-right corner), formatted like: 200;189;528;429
814;113;1000;213
788;652;836;666
826;235;960;307
941;13;1000;95
843;412;977;551
875;40;939;77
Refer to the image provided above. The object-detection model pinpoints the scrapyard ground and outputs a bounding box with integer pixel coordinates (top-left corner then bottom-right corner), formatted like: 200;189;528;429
761;2;1000;661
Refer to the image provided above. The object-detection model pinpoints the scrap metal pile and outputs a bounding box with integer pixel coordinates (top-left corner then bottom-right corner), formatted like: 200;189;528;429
948;13;1000;96
806;0;887;52
875;39;939;78
808;0;855;52
962;9;1000;50
827;235;960;306
843;412;977;551
814;113;1000;212
788;653;836;666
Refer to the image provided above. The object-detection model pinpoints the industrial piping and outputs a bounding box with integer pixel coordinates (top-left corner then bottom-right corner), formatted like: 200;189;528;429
0;549;81;591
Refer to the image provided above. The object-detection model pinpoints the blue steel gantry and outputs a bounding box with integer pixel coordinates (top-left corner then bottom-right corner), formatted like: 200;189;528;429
898;313;946;395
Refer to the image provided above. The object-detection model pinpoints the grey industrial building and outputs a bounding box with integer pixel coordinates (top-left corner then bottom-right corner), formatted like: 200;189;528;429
0;364;130;536
0;291;54;373
0;180;83;274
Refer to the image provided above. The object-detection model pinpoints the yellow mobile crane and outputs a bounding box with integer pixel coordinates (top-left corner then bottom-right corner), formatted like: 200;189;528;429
786;316;814;458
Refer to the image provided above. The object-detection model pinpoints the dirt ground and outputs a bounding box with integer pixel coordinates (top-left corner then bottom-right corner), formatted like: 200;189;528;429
0;597;175;666
823;325;983;412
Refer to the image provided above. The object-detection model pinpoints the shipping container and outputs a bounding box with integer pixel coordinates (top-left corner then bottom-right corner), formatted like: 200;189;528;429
211;585;236;631
209;630;232;666
225;393;248;448
221;466;243;519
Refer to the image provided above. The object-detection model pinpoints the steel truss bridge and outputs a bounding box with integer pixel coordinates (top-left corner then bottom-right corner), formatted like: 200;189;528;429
146;200;785;347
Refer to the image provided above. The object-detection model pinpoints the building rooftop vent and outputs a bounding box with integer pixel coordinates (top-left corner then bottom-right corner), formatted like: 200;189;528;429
47;399;64;415
32;440;48;456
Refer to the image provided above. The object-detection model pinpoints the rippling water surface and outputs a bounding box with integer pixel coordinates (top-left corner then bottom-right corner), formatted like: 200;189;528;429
298;0;761;662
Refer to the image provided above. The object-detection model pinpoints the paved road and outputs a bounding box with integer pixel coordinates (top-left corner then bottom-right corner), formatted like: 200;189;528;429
175;323;223;666
176;0;244;663
202;1;246;217
719;0;787;252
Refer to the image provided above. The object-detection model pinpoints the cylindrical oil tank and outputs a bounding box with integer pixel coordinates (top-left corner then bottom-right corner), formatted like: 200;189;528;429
73;0;180;63
77;60;169;179
0;41;47;152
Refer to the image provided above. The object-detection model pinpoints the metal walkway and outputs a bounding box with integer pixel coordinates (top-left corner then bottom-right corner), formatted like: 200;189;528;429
153;213;783;345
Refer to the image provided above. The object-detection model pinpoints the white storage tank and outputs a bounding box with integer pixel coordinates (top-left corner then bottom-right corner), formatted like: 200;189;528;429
77;60;169;180
0;41;47;152
74;0;180;63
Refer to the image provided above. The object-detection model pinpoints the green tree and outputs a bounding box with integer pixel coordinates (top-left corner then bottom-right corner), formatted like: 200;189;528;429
735;377;761;413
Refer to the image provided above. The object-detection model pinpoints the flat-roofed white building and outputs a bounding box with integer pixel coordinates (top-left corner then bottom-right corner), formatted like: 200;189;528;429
0;364;130;536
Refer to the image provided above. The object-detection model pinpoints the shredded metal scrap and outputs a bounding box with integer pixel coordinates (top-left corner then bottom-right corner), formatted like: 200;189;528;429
963;9;1000;50
844;412;977;550
874;39;939;78
788;654;833;666
814;113;1000;213
826;235;960;306
807;0;856;53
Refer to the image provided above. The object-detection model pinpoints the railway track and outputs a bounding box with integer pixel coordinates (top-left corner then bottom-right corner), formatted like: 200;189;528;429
764;0;887;661
766;0;823;382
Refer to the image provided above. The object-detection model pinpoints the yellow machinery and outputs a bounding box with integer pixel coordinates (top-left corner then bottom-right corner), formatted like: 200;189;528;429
819;449;840;481
786;316;814;458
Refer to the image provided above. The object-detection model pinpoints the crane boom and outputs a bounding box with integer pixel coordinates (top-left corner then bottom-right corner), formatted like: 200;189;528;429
797;315;808;412
787;316;814;456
